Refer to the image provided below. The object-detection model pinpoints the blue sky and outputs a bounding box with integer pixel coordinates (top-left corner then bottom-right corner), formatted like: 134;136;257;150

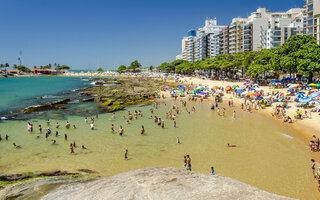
0;0;304;70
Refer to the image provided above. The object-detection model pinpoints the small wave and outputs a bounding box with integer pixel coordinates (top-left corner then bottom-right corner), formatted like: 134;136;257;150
279;132;293;139
0;117;7;120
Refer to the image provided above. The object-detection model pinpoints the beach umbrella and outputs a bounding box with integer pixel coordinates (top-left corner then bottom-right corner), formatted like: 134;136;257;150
271;88;278;92
215;89;222;94
287;89;295;93
190;90;196;94
170;91;176;94
310;91;320;98
308;83;317;87
241;91;248;95
299;96;312;103
235;89;243;94
231;85;238;89
249;88;255;91
254;88;262;91
177;90;184;93
295;93;304;98
256;97;263;100
316;83;320;87
213;86;220;89
254;93;261;97
195;90;201;94
247;92;254;96
176;85;183;88
200;92;207;95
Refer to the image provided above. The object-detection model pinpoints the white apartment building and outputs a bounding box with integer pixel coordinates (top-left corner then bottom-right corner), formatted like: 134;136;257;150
177;18;224;62
304;0;320;44
229;17;248;54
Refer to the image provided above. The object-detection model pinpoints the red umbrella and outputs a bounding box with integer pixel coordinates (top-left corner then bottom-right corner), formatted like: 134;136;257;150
254;93;261;96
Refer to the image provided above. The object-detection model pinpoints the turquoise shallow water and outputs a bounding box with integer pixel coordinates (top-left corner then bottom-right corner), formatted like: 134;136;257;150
0;76;89;113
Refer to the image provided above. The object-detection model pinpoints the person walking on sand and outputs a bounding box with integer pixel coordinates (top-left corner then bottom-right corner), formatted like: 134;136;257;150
183;156;187;168
176;137;180;144
311;159;316;177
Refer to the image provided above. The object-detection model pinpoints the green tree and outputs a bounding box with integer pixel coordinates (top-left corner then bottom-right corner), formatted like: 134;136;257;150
149;65;154;71
128;60;141;69
16;65;30;72
56;65;70;70
97;68;104;72
116;65;127;72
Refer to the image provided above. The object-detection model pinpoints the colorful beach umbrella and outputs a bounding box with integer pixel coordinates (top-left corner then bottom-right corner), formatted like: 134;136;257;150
190;90;196;94
316;83;320;87
308;83;317;87
287;89;295;93
299;96;312;104
177;90;184;93
213;86;220;89
235;89;243;94
231;85;238;89
295;93;304;98
310;92;320;98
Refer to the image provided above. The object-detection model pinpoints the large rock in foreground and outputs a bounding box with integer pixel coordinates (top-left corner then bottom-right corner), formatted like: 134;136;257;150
41;167;293;200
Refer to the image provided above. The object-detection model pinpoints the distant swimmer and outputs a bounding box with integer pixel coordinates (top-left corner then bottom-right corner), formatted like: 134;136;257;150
176;137;180;144
64;134;67;141
124;149;128;159
140;125;144;135
13;142;21;148
227;143;237;147
5;134;9;140
51;140;56;144
55;131;59;137
56;122;60;128
90;123;94;130
47;119;50;126
82;145;87;150
66;121;70;129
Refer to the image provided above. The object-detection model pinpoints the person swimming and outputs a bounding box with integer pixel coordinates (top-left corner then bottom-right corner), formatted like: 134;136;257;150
125;149;128;159
227;143;237;147
51;140;56;144
82;145;87;149
66;121;70;129
13;142;21;148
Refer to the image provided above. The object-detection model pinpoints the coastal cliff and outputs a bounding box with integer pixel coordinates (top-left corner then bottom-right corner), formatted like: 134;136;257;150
36;167;293;200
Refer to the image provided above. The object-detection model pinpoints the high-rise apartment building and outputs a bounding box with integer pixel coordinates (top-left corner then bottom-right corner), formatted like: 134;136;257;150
303;0;320;44
219;26;230;54
177;18;224;62
229;18;247;54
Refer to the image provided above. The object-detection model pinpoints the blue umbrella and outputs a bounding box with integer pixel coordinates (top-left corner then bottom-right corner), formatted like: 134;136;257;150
273;99;279;102
170;91;176;94
235;89;243;94
195;90;201;94
249;88;255;91
256;97;263;100
310;92;320;98
295;93;304;98
176;85;182;88
299;96;312;104
287;90;295;93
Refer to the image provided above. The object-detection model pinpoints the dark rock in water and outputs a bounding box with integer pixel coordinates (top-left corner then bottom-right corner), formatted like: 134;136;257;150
0;171;79;182
23;99;70;113
79;98;94;102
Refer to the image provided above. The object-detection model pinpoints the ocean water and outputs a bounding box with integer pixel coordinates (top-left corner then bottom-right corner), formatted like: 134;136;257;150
0;100;318;200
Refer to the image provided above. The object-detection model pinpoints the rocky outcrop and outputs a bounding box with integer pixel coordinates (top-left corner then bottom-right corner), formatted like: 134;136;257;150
40;167;294;200
23;99;70;113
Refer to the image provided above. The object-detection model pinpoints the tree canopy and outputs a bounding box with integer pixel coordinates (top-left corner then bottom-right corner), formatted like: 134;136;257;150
116;65;127;72
56;65;70;70
97;68;104;72
128;60;141;69
156;35;320;82
14;65;30;72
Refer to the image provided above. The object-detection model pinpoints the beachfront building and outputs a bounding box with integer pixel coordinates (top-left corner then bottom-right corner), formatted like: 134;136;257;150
303;0;320;44
228;17;247;54
219;26;230;54
177;18;225;63
262;8;304;49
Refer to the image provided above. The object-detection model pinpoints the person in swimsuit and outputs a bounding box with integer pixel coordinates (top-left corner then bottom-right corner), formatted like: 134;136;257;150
13;142;21;148
82;145;87;149
85;117;88;123
111;124;115;133
140;125;144;135
55;131;59;137
47;120;50;126
56;122;60;128
90;123;94;130
227;143;237;147
311;159;316;177
176;137;180;144
66;121;70;129
64;134;67;141
5;134;9;140
173;119;176;128
70;143;74;154
119;126;124;136
125;149;128;159
211;166;215;175
112;113;115;120
186;155;191;171
39;125;42;133
183;156;187;168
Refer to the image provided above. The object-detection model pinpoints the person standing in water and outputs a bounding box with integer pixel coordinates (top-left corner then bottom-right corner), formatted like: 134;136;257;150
233;111;236;119
5;134;9;140
47;120;50;126
65;121;70;129
140;125;144;135
173;119;176;128
119;126;124;136
125;149;128;159
176;137;180;144
186;155;191;171
85;117;88;123
110;124;115;133
64;134;67;141
56;122;60;128
211;166;215;175
70;143;74;154
112;113;115;120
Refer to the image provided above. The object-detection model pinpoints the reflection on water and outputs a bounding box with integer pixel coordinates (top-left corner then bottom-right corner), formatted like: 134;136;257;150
0;101;318;200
